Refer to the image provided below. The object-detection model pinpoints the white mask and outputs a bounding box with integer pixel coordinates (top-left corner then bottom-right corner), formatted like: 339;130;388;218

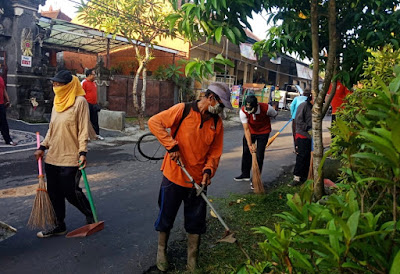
208;103;223;114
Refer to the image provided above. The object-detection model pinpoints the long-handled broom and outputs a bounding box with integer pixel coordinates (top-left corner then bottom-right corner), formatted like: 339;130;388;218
251;147;264;194
266;118;293;148
27;132;56;230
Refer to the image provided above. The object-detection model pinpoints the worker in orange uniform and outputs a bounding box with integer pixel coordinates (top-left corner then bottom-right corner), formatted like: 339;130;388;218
148;83;233;272
82;69;104;140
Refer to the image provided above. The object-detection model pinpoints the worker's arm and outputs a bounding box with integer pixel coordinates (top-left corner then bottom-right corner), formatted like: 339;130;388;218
3;88;10;107
239;109;255;152
242;123;255;153
267;104;278;118
76;97;90;168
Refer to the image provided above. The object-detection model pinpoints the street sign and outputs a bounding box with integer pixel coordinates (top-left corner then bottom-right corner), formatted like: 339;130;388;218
21;55;32;67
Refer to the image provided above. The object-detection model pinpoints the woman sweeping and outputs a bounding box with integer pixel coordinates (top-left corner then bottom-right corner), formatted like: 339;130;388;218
34;70;95;238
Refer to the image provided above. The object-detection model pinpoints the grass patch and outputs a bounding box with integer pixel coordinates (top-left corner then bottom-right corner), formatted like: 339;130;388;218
166;180;299;273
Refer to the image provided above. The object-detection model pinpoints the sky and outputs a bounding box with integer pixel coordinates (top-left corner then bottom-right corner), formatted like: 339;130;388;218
39;0;270;40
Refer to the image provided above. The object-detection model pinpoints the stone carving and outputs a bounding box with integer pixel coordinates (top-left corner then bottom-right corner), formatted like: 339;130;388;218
21;28;34;56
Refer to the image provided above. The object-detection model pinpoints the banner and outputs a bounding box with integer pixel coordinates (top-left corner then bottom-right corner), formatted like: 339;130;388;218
231;85;241;108
270;57;281;65
239;43;257;61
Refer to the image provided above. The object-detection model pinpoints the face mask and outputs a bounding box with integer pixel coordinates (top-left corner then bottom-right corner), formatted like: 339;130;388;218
245;103;257;114
208;103;223;114
245;106;255;114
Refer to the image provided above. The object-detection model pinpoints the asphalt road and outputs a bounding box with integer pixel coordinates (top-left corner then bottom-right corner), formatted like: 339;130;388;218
0;110;330;273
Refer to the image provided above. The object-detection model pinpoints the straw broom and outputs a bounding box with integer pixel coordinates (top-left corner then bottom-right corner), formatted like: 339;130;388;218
251;146;264;194
266;118;293;149
27;132;56;230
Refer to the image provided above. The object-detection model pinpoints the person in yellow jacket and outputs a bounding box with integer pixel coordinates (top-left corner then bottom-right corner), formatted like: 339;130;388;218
34;70;94;238
272;84;282;110
148;83;233;272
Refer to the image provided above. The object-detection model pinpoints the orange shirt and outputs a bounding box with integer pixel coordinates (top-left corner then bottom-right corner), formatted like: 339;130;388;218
148;102;223;188
82;79;97;104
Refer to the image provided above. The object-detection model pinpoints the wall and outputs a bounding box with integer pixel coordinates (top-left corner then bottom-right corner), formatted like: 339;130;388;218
63;52;97;73
107;76;175;117
99;46;185;76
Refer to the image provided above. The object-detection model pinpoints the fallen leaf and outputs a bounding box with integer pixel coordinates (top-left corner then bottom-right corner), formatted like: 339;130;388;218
236;199;242;204
250;203;256;206
243;204;251;211
210;210;217;218
208;199;213;202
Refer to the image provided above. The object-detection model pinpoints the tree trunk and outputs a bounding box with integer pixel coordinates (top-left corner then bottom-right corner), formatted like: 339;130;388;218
137;44;151;130
310;0;325;199
132;60;144;118
310;0;339;200
139;65;147;130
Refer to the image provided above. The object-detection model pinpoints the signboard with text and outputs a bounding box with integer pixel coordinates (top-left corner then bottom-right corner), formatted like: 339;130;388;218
21;55;32;67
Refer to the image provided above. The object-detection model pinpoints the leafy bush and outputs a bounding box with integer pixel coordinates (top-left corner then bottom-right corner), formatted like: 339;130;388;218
237;50;400;274
236;182;399;273
152;63;194;102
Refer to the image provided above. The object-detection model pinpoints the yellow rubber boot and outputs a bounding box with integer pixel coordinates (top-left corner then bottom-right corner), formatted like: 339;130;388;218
156;231;169;272
187;234;200;272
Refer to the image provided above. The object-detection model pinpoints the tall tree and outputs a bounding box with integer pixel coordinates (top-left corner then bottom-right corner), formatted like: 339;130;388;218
78;0;174;130
168;0;400;199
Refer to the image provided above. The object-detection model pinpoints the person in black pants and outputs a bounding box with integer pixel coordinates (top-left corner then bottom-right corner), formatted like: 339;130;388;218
289;92;313;186
34;70;94;238
234;96;278;189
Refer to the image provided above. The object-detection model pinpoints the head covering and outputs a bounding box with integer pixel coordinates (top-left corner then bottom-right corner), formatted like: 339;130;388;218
207;83;233;109
50;70;73;83
53;75;85;112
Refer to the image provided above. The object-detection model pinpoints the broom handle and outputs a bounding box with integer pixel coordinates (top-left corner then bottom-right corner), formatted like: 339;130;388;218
36;132;43;176
80;168;99;223
177;160;231;232
266;118;293;148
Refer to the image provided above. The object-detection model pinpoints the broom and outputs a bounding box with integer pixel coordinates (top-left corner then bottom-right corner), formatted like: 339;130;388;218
266;118;293;148
27;132;56;230
251;144;264;194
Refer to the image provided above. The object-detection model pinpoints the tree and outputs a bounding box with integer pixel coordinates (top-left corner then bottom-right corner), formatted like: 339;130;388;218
78;0;174;130
168;0;400;199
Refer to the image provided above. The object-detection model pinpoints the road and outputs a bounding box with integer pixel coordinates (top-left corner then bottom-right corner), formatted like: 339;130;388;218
0;110;331;273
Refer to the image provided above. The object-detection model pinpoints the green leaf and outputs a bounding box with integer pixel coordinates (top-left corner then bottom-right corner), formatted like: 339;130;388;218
301;229;342;237
289;248;313;271
389;76;400;93
394;65;400;76
392;120;400;153
352;153;393;167
204;62;213;74
353;230;390;240
215;27;223;43
336;217;351;243
347;211;360;239
221;0;227;9
342;261;365;271
185;61;197;76
224;28;236;44
390;250;400;274
328;220;340;255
